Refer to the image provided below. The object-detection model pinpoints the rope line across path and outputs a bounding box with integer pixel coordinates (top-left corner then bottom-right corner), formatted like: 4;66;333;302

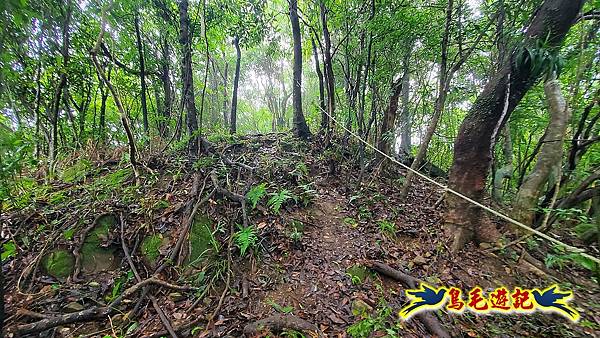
320;109;600;265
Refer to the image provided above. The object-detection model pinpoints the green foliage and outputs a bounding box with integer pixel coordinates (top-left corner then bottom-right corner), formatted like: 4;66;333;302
266;299;294;314
267;189;295;214
377;220;396;238
288;220;304;242
107;270;134;302
347;301;399;338
516;37;565;79
234;224;258;256
193;156;217;170
246;183;267;209
189;216;214;266
297;182;316;207
344;217;358;228
60;159;92;183
1;241;17;260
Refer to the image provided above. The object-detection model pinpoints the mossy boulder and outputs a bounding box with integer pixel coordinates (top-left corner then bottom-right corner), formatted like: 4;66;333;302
141;234;164;263
346;264;369;284
42;250;75;278
81;214;119;273
188;215;213;267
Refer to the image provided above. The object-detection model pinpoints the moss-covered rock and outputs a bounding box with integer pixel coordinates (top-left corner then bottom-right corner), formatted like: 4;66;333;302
346;264;369;284
188;215;213;266
42;250;75;278
141;234;164;263
81;214;119;273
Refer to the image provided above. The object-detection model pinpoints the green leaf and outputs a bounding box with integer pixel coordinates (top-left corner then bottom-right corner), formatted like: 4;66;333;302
2;241;17;260
246;183;267;209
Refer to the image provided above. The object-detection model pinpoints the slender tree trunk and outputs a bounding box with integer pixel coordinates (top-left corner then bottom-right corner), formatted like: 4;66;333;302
445;0;584;251
49;0;72;176
378;78;403;158
134;12;149;135
311;35;327;132
178;0;199;154
320;0;335;125
198;0;210;143
289;0;310;139
398;50;412;155
91;0;139;179
98;65;110;144
230;35;241;134
159;32;172;137
400;0;453;198
514;73;572;225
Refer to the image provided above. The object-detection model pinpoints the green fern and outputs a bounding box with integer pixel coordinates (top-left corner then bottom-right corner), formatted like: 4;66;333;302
246;183;267;209
234;225;258;256
267;189;295;214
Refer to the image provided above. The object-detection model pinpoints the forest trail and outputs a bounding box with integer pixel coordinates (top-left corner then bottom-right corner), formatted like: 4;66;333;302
252;182;365;329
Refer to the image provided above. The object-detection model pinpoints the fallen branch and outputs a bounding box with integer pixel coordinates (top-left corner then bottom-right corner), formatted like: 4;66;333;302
368;261;450;338
243;314;324;337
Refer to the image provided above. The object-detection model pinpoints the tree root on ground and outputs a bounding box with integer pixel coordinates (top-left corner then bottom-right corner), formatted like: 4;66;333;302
243;314;324;337
10;277;195;335
368;261;450;338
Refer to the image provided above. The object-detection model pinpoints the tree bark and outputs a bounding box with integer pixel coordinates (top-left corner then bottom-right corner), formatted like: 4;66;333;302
134;12;149;135
289;0;310;139
230;35;241;134
514;73;571;225
320;0;335;126
49;0;72;176
311;35;327;132
399;0;453;198
159;32;172;137
198;0;210;140
91;0;139;179
445;0;584;251
378;78;403;158
398;49;412;155
178;0;199;155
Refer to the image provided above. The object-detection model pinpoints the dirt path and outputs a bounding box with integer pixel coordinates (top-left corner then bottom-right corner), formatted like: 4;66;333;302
248;181;377;335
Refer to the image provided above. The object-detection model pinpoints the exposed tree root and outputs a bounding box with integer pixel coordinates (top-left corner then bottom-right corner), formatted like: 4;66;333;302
368;261;450;338
10;276;193;335
243;314;324;337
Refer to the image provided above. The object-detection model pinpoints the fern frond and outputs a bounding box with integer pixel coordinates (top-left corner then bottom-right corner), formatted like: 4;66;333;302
267;189;295;214
234;225;257;256
247;183;267;209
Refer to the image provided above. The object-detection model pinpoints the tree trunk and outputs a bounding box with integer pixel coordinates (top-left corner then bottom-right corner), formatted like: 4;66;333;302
445;0;584;251
320;0;335;125
230;35;241;134
399;0;453;198
91;0;139;179
514;74;572;226
159;31;172;137
178;0;199;155
49;0;72;176
398;49;412;155
134;12;149;135
289;0;310;139
492;125;513;201
311;35;327;132
198;0;210;140
378;78;403;158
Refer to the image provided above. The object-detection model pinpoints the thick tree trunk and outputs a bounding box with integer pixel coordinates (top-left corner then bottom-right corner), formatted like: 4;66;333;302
159;32;172;137
134;12;149;135
178;0;199;155
445;0;584;251
311;35;327;132
230;35;241;134
492;125;513;201
398;50;412;155
289;0;310;139
514;73;571;225
320;1;335;124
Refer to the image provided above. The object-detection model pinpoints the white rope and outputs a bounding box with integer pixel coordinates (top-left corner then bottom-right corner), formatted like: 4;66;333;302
321;109;600;265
